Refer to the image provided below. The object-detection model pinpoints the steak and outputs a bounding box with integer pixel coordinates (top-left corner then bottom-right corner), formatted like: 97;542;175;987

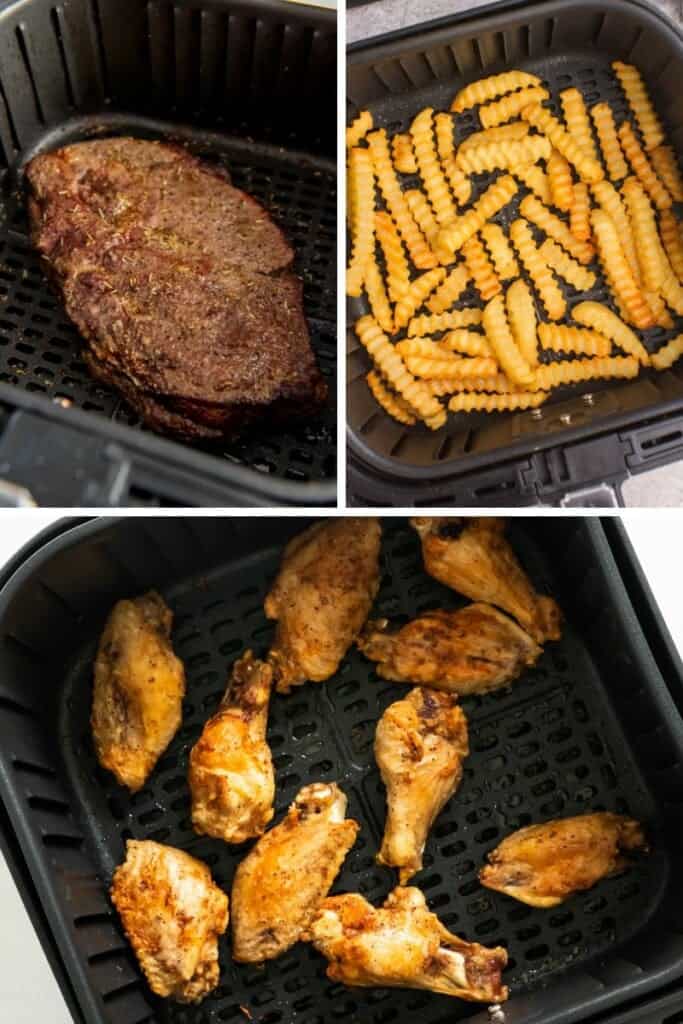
25;137;327;440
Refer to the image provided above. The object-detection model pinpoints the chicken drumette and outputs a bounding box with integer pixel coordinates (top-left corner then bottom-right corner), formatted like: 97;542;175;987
359;603;541;695
480;812;648;907
231;782;359;962
189;651;274;844
92;591;185;792
308;885;508;1002
265;518;381;693
110;839;229;1004
411;517;561;644
375;687;469;882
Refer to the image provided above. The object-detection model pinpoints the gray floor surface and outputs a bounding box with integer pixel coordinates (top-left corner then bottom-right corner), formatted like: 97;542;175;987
347;0;683;506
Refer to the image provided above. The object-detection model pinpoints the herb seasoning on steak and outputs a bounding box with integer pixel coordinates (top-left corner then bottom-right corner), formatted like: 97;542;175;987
26;137;327;440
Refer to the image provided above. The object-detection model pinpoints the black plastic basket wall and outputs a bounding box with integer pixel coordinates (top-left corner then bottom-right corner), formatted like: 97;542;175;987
0;0;336;503
0;517;683;1024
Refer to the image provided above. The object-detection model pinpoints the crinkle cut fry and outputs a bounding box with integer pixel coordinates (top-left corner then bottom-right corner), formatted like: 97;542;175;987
346;147;375;297
346;110;373;149
591;180;641;282
520;194;594;265
560;87;599;160
621;176;664;292
459;122;530;152
366;370;417;425
411;107;457;227
396;337;465;361
612;61;665;152
569;182;591;243
462;235;502;302
483;292;535;387
651;146;683;202
441;328;494;358
591;208;655;329
434;113;472;207
547;149;575;212
618;121;672;210
538;323;611;357
572;300;651;365
652;333;683;370
394;267;447;331
408;308;482;336
480;223;519;281
660;210;683;283
448;391;547;412
434;174;518;263
509;218;567;321
404;354;499;379
367;130;437;270
534;356;640;389
506;278;538;368
426;264;470;315
429;373;515;395
456;135;551;174
355;315;446;428
405;190;439;245
538;238;596;291
392;133;418;174
512;164;551;204
450;70;542;113
591;103;628;182
375;210;411;302
364;257;394;335
479;86;549;128
521;102;604;183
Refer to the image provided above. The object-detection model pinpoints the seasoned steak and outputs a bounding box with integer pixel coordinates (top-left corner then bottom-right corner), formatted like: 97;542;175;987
25;137;327;440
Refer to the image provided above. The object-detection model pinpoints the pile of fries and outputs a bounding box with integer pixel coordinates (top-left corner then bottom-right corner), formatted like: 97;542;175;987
346;64;683;430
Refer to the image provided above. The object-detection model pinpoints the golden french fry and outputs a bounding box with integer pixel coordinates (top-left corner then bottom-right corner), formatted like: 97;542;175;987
621;176;663;292
355;315;446;428
434;113;472;206
459;122;529;152
521;103;604;183
480;223;519;281
591;180;641;282
572;300;650;365
520;194;594;265
411;107;457;227
651;145;683;202
405;190;439;244
426;264;470;314
479;86;549;128
394;267;447;330
456;134;551;174
450;70;542;113
660;210;683;283
346;147;375;297
509;218;567;321
651;333;683;370
408;308;482;336
538;323;611;357
429;374;515;395
364;258;394;335
569;182;591;243
392;133;418;174
534;356;640;389
483;293;535;387
434;174;518;262
618;121;672;210
367;130;437;269
404;355;499;379
506;278;538;367
590;103;628;182
512;164;552;204
560;88;598;161
367;370;417;425
612;62;665;152
538;238;596;291
547;149;574;212
644;289;674;329
448;391;547;412
441;329;494;358
463;236;502;301
397;338;463;361
347;110;373;149
590;208;655;329
375;211;411;302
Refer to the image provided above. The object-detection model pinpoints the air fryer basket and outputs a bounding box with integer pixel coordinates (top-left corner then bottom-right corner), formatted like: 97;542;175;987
347;0;683;506
0;516;683;1024
0;0;336;507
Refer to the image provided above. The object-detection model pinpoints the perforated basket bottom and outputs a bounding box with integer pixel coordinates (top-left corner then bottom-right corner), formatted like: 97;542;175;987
347;48;683;471
0;117;336;485
59;520;665;1024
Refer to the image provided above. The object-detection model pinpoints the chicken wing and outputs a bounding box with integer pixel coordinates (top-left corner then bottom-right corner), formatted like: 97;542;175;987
189;651;274;844
231;782;359;962
308;885;508;1002
358;603;541;695
479;812;648;907
110;839;229;1004
411;517;561;644
92;591;185;792
265;518;381;693
376;687;469;882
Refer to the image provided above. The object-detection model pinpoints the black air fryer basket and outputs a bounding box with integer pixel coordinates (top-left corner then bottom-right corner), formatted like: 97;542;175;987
347;0;683;507
0;0;336;507
1;516;683;1024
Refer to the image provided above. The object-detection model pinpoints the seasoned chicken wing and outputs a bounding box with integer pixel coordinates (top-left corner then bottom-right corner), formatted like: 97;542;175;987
376;687;469;882
480;812;648;907
359;603;541;695
189;651;274;843
231;782;359;962
308;885;508;1002
265;518;381;693
92;591;185;792
110;839;229;1004
411;517;561;644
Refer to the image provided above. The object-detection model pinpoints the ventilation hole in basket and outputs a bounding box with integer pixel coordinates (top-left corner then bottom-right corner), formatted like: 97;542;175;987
12;758;56;778
42;833;83;848
28;795;70;814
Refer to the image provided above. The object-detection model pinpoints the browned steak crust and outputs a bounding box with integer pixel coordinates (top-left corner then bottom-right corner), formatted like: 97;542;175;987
25;137;327;440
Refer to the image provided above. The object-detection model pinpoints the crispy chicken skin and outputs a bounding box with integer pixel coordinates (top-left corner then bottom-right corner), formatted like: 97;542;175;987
358;603;541;695
411;517;561;644
308;886;508;1002
265;518;381;693
92;591;185;792
189;651;274;844
479;813;648;908
110;839;229;1004
375;687;469;882
231;782;359;962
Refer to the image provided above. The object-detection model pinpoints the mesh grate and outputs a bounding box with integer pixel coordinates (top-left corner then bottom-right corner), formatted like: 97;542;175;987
0;126;336;484
59;519;664;1024
347;47;683;471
